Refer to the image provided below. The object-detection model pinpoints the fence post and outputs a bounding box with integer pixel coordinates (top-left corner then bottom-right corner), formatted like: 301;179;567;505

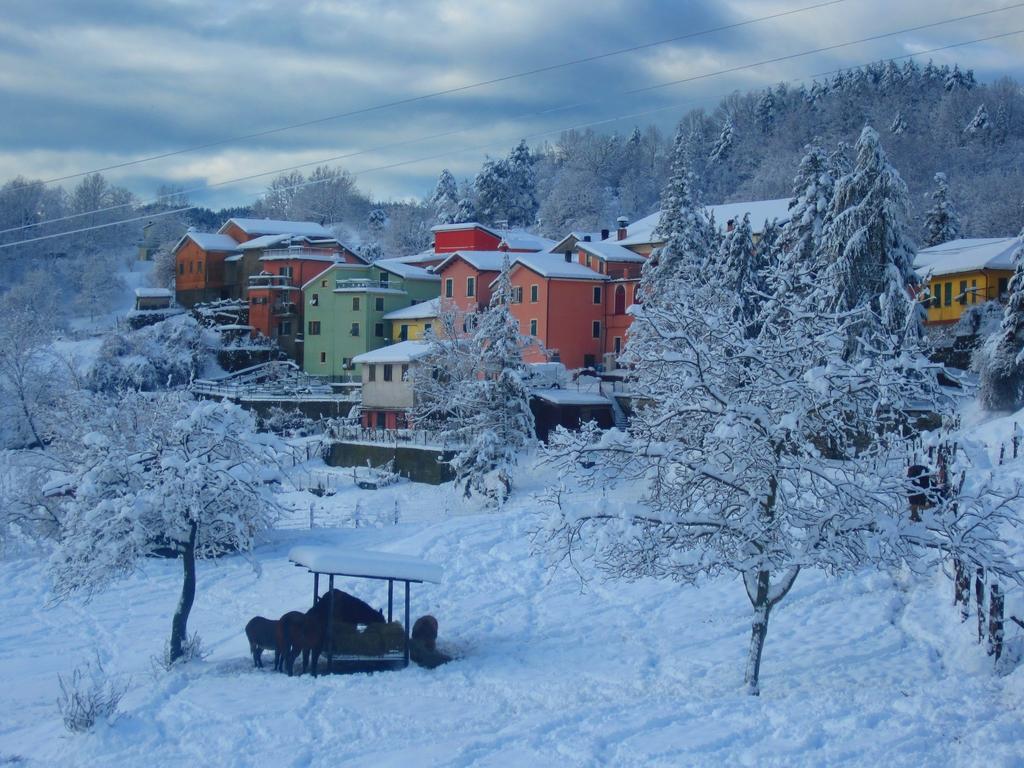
975;567;986;642
309;503;315;530
988;583;1004;660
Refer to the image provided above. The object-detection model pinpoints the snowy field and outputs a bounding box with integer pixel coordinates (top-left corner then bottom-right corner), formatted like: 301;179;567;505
1;459;1022;767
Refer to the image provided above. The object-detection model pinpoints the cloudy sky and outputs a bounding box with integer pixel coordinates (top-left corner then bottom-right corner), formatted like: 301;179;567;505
1;0;1021;208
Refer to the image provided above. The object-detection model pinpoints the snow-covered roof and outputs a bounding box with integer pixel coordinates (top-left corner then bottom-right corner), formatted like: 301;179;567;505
289;545;443;583
352;340;435;364
616;199;791;247
509;253;608;281
173;231;239;253
134;287;172;298
548;231;604;254
391;249;443;265
434;250;510;273
499;231;556;252
914;238;1020;278
577;240;647;263
382;297;440;321
430;221;499;235
375;258;441;281
222;218;334;238
532;389;613;406
236;234;292;251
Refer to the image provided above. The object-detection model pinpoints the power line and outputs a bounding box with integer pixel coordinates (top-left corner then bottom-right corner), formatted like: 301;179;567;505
3;5;1020;239
5;0;848;192
1;25;1020;251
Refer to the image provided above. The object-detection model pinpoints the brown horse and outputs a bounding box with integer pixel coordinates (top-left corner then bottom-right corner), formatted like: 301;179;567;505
245;616;282;670
279;590;388;677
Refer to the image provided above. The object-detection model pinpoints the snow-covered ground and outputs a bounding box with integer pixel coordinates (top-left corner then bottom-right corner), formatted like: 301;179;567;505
1;456;1022;767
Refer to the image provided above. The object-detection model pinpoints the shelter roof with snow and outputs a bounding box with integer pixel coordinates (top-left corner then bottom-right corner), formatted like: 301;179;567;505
914;238;1020;278
289;545;443;583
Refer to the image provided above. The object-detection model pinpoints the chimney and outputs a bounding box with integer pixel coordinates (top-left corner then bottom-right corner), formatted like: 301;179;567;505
583;235;591;242
616;216;629;240
601;229;609;241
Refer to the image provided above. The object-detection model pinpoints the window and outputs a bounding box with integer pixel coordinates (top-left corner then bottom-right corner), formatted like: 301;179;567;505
280;266;293;279
614;336;622;355
593;286;602;304
277;321;292;336
352;296;360;311
319;351;326;364
375;323;384;338
585;255;592;268
308;320;321;336
592;320;601;339
529;319;538;336
958;280;968;305
971;279;978;304
423;322;432;334
321;280;328;288
379;272;390;288
466;276;476;297
931;283;940;308
401;364;409;380
1000;277;1009;297
530;284;539;303
375;297;384;312
445;278;454;298
511;286;523;303
178;263;184;275
399;324;409;341
376;411;386;428
197;260;203;274
311;293;319;306
383;364;393;382
188;261;193;273
614;285;626;315
350;322;360;336
944;282;952;307
342;357;353;370
368;364;376;382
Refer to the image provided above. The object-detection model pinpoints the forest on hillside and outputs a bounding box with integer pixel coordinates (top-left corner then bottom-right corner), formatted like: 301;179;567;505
0;59;1021;295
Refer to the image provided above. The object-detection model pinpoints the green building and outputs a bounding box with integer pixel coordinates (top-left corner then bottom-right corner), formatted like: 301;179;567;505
302;259;441;380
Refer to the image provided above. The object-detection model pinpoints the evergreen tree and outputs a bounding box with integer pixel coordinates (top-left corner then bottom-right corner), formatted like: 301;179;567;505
964;105;992;142
922;172;962;247
502;140;538;228
979;231;1024;410
818;126;920;354
890;112;908;135
428;169;460;225
709;117;735;164
652;126;718;285
716;213;764;336
474;157;507;225
756;90;776;134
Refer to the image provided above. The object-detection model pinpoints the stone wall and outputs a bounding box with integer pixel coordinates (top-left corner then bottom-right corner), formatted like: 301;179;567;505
326;441;455;485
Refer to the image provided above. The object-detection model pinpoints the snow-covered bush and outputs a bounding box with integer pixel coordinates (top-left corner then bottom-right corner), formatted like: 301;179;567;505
57;656;127;733
977;231;1024;411
154;632;208;671
86;314;209;393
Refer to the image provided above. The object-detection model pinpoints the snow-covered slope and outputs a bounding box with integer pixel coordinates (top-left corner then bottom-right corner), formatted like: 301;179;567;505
0;461;1020;767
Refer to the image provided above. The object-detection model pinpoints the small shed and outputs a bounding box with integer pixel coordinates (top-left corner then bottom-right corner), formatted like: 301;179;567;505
288;545;443;671
134;287;173;311
530;389;615;441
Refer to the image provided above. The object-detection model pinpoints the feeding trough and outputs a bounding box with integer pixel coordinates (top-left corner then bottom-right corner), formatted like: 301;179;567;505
288;545;443;672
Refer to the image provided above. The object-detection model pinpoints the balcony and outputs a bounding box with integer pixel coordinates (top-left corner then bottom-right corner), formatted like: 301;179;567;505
272;301;298;316
335;278;374;291
263;247;341;260
248;273;294;289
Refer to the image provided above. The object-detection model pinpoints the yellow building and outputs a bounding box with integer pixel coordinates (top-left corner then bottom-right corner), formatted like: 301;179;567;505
382;297;440;342
915;238;1019;324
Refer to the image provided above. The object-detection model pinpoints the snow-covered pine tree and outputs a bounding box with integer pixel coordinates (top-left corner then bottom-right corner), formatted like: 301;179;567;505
890;111;908;135
502;140;539;228
964;104;992;143
414;256;534;502
539;149;1022;695
716;213;763;336
818;126;920;355
651;125;718;286
922;172;962;247
49;393;279;663
756;90;776;134
979;230;1024;410
709;117;735;164
474;157;507;225
429;169;460;226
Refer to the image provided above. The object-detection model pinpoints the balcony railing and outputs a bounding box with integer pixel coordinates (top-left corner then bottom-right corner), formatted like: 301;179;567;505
272;302;298;316
335;279;374;290
262;247;341;260
248;274;294;289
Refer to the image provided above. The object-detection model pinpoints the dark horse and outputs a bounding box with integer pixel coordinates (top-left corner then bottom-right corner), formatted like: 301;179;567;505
280;589;386;677
245;616;283;670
